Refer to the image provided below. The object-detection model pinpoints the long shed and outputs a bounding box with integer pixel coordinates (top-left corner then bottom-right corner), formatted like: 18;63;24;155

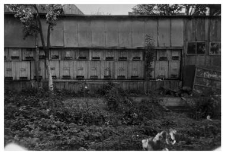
4;13;221;92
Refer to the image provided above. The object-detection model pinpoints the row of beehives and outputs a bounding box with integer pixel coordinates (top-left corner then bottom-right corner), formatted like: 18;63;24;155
4;48;181;62
4;60;180;80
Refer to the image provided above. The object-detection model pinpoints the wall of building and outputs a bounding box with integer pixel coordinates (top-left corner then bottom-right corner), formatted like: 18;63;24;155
4;15;221;91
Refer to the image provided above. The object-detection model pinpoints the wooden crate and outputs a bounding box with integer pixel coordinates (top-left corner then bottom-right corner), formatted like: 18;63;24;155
22;48;35;61
89;49;102;61
49;61;60;79
74;61;89;79
4;62;14;80
8;48;21;61
50;49;61;60
155;61;169;79
128;61;144;79
115;61;128;79
14;61;31;80
31;60;46;80
60;61;74;79
169;61;180;79
100;61;115;79
61;49;76;60
88;61;101;79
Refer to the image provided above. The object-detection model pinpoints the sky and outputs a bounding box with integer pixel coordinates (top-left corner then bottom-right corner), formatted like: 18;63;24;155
76;4;137;15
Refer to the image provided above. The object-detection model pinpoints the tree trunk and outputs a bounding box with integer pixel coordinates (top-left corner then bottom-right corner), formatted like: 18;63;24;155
34;4;53;91
46;59;53;91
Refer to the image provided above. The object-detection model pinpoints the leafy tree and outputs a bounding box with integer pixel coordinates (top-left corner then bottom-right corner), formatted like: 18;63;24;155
5;4;64;91
131;4;221;16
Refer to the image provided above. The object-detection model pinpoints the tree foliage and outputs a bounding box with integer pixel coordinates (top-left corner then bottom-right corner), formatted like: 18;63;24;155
5;4;64;91
131;4;221;16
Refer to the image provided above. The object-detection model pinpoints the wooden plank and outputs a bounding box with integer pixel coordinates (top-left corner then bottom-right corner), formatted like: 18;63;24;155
209;19;221;42
74;61;89;79
171;19;183;46
155;61;169;79
170;49;181;61
132;20;145;48
50;19;64;47
4;16;35;47
186;19;195;41
196;55;205;66
88;61;101;79
118;20;132;48
128;61;144;79
169;61;180;79
158;19;170;47
64;19;78;47
60;61;74;79
91;20;105;47
115;61;128;79
89;49;103;61
195;18;205;41
210;56;221;67
78;20;92;47
49;61;60;79
61;49;76;60
185;56;196;66
100;61;115;79
145;19;158;47
105;20;119;47
8;48;21;61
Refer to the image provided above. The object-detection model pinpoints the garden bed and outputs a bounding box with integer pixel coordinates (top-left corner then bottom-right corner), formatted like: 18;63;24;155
4;88;221;151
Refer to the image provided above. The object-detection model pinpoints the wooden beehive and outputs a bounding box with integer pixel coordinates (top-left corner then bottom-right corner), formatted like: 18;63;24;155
115;61;128;79
22;48;35;61
14;61;31;80
169;61;180;79
49;61;60;79
8;48;21;61
155;61;169;79
89;61;101;79
101;61;115;79
31;60;46;80
4;62;14;80
128;61;144;79
89;49;102;61
61;49;76;60
74;61;89;79
60;61;74;79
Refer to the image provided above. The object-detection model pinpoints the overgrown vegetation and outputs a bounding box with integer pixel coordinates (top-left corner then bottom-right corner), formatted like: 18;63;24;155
4;86;221;151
